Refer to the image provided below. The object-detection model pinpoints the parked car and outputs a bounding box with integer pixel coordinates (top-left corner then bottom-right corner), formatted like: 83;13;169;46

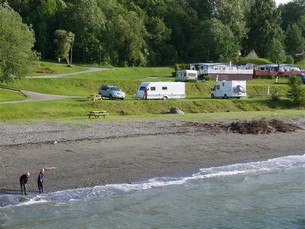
295;73;305;84
98;85;125;100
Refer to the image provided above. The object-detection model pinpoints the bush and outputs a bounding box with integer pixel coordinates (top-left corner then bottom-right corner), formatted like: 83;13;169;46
287;75;305;108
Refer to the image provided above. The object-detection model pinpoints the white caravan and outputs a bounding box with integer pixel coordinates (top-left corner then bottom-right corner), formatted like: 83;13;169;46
211;80;247;99
176;69;198;81
136;82;185;100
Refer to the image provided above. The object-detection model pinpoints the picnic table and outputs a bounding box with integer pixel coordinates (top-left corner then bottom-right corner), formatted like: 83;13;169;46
89;94;103;101
88;110;108;118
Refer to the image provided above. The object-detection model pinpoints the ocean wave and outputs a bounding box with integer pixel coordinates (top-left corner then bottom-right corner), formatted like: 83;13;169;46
1;154;304;208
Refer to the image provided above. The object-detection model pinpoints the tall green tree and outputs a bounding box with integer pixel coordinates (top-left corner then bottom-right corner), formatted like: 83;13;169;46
145;16;172;65
118;0;173;65
265;39;286;63
278;1;305;30
98;0;149;66
214;0;249;42
190;19;239;62
60;0;106;63
244;0;284;58
54;29;75;65
0;3;36;82
4;0;66;59
162;1;198;62
285;24;305;56
106;11;148;66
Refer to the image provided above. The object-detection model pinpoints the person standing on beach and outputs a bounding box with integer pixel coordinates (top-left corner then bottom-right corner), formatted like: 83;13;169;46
37;167;56;193
20;172;30;195
37;168;45;193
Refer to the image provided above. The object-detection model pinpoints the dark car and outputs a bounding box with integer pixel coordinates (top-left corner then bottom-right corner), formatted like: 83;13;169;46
98;85;125;100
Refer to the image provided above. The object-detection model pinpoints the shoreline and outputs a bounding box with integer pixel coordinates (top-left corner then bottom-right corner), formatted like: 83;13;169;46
1;119;305;195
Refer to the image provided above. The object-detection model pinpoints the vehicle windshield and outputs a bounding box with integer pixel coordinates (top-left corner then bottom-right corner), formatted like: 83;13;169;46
109;86;120;91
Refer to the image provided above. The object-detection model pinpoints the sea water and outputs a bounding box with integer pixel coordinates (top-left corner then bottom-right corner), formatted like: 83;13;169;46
1;154;305;229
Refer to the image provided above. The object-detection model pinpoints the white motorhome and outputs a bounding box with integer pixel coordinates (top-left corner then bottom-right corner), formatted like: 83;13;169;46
176;69;198;81
211;80;247;99
136;82;185;100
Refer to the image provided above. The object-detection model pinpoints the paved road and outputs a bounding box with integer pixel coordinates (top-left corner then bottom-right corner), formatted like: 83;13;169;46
0;90;79;104
1;67;111;103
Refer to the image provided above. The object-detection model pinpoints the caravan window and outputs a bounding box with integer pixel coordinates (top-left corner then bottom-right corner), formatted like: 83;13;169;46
139;86;146;91
216;85;220;90
162;87;168;90
151;87;156;91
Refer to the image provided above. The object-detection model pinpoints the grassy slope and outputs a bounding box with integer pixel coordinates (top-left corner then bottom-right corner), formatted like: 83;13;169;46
0;61;303;121
31;61;87;76
0;89;27;102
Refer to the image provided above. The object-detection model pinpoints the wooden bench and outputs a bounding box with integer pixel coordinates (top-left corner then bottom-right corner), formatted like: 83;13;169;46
89;94;103;101
88;110;108;118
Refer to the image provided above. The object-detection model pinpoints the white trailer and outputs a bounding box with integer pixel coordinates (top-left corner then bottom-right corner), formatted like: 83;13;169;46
136;82;185;100
176;69;198;81
211;80;247;99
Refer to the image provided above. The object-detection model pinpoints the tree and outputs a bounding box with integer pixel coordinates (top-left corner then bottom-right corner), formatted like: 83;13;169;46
189;19;239;62
0;3;36;83
3;0;67;59
244;0;284;58
98;0;149;66
105;11;148;66
287;74;305;108
145;16;172;65
285;24;305;56
54;30;75;65
213;0;249;42
279;1;305;30
162;1;199;62
59;0;106;63
265;39;286;63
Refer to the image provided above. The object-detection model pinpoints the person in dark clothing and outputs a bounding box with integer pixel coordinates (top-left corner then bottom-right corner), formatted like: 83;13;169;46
37;167;56;193
20;172;30;195
37;168;45;193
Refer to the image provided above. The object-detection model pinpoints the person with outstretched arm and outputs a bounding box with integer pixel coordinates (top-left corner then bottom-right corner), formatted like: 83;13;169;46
37;167;56;194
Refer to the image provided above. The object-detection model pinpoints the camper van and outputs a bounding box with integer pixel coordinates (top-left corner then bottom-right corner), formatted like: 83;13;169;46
136;82;185;100
176;69;198;81
211;80;247;99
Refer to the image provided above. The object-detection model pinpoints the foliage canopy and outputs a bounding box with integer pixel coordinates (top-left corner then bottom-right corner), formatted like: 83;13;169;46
1;0;305;77
0;3;36;82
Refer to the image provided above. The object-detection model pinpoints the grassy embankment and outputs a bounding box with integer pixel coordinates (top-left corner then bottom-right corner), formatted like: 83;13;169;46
0;61;304;122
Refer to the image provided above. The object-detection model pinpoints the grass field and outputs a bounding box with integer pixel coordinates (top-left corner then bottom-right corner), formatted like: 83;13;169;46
0;61;304;122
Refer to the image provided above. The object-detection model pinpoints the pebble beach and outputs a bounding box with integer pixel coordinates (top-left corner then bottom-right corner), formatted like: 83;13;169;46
1;118;305;194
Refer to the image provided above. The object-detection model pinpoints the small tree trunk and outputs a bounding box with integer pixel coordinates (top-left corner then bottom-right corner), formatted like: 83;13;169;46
70;47;73;64
66;55;70;65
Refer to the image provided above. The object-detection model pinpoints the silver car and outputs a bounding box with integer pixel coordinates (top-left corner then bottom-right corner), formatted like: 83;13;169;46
98;85;125;100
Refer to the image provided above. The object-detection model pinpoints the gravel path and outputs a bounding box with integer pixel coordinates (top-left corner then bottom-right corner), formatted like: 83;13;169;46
25;67;112;79
0;67;112;104
1;118;304;147
0;119;185;146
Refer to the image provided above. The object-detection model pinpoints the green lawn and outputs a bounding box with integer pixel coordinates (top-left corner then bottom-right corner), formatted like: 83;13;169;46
0;89;27;102
0;61;304;122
